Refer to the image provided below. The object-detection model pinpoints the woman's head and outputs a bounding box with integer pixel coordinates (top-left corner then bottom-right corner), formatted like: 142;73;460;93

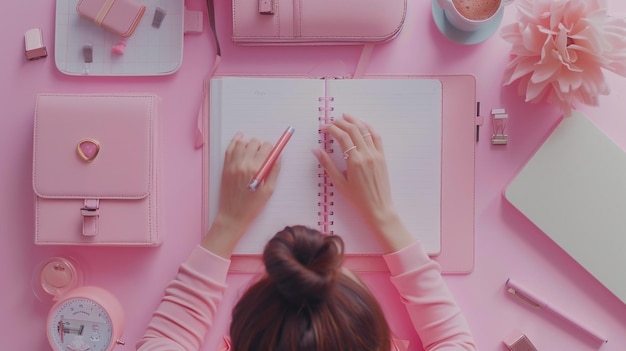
230;225;391;351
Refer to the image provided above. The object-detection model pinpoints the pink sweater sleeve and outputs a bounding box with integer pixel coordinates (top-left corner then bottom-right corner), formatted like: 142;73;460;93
137;242;476;351
136;246;231;351
383;241;477;351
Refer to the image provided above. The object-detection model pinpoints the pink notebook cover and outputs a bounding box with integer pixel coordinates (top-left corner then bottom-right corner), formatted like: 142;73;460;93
200;74;475;274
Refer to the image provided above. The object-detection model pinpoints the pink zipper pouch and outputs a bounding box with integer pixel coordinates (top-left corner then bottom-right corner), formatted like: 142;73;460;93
76;0;146;37
232;0;407;45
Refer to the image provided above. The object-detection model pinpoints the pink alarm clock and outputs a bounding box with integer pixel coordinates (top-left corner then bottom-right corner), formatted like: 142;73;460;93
39;257;125;351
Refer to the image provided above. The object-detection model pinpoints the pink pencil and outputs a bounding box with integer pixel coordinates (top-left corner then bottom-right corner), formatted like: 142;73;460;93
505;278;608;344
248;126;295;191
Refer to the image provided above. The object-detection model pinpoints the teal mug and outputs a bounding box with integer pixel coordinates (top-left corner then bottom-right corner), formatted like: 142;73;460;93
436;0;514;32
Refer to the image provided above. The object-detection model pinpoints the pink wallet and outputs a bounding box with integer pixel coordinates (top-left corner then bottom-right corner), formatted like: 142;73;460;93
32;94;162;246
76;0;146;37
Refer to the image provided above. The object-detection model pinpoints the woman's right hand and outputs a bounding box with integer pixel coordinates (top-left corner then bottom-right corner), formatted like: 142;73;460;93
313;114;416;253
202;132;280;258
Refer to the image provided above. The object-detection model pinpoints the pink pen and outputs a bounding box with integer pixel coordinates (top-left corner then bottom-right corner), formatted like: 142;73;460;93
505;278;608;344
248;126;295;192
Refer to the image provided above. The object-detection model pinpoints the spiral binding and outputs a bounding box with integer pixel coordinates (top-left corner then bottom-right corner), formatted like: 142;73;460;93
317;96;335;234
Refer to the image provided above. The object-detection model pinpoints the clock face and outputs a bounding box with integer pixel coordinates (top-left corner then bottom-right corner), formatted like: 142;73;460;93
48;298;113;351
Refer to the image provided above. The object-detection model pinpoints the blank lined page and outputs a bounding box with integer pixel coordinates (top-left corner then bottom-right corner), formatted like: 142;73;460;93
209;77;323;253
326;79;442;254
209;77;442;255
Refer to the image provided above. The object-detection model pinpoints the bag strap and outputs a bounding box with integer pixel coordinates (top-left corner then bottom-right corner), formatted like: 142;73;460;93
195;0;222;148
206;0;221;58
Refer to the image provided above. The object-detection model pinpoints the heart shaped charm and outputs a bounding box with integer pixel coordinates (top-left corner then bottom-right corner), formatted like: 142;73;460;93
77;138;100;162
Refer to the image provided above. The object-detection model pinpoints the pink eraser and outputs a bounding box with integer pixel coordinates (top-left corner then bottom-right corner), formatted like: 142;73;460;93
111;41;127;55
24;28;48;60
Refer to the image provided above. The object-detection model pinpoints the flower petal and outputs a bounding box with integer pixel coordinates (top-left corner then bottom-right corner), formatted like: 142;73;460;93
504;58;536;85
525;76;552;101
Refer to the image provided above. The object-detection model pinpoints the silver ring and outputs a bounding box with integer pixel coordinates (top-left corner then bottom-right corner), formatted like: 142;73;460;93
342;145;357;159
362;132;371;138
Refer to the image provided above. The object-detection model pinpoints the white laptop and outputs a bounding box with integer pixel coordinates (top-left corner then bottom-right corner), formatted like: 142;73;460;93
505;111;626;304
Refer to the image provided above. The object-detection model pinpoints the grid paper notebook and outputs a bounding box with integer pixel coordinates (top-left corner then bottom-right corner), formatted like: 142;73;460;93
208;77;443;255
55;0;184;76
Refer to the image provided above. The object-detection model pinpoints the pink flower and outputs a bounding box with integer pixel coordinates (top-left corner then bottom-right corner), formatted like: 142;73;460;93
501;0;626;115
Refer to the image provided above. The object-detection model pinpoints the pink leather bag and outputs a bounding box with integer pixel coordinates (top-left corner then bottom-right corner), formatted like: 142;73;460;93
32;94;162;246
231;0;407;45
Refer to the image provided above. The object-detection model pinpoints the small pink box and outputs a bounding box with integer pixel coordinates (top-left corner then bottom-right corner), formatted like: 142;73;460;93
24;28;48;60
76;0;146;37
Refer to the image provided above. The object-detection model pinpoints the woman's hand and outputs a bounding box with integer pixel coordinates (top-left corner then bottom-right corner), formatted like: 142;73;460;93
202;132;280;258
313;114;415;253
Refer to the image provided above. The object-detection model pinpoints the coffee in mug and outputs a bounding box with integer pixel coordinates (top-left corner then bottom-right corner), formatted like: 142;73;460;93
452;0;501;21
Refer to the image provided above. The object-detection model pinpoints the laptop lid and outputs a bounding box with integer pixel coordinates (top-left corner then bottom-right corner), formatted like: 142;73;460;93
505;111;626;304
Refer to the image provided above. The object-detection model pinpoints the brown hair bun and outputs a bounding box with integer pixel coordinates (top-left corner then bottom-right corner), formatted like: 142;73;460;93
263;225;344;306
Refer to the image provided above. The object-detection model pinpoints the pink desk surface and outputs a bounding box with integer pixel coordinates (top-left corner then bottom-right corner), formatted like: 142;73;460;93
2;0;625;350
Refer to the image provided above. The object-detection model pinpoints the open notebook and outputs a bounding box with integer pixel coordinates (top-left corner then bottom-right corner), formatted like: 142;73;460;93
209;77;442;255
202;75;476;273
505;111;626;304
